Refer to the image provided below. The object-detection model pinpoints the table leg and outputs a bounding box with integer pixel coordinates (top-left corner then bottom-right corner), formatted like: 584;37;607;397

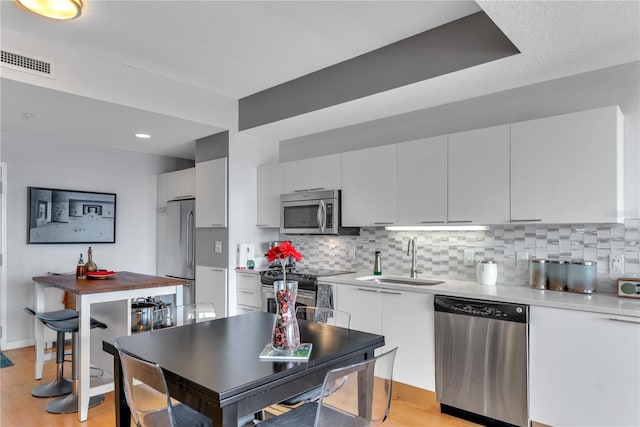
112;350;130;427
33;281;45;379
77;295;91;421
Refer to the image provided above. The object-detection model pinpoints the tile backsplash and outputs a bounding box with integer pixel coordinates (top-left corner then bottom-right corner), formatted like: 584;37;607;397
285;218;640;294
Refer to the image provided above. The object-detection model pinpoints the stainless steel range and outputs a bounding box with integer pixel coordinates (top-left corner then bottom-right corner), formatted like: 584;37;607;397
260;268;353;314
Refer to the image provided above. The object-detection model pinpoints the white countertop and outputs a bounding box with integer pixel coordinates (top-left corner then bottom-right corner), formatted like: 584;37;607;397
320;272;640;318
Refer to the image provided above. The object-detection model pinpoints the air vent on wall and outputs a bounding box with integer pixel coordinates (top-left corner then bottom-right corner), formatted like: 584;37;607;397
1;50;54;78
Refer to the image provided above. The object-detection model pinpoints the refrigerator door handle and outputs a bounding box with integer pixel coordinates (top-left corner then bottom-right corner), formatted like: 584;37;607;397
187;210;194;269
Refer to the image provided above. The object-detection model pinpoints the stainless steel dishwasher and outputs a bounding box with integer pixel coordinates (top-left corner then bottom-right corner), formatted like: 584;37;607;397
434;295;529;427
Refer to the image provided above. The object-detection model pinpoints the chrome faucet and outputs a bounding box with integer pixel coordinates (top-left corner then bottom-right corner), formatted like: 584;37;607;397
407;237;422;278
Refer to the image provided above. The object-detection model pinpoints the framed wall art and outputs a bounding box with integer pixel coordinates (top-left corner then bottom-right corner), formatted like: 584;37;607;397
27;187;116;244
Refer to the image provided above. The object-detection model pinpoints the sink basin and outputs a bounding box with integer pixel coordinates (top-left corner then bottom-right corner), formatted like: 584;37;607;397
355;276;444;286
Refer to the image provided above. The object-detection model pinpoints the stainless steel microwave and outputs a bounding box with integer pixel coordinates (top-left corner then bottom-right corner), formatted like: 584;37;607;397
280;190;358;235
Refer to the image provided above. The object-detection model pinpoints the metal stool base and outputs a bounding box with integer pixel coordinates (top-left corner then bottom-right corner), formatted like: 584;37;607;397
45;393;104;414
31;377;73;398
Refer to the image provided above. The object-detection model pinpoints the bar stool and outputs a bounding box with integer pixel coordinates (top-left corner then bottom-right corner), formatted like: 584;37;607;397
43;316;108;414
23;307;78;397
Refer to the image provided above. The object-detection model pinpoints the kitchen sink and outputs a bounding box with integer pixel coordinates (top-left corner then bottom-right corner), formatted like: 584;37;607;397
355;276;444;286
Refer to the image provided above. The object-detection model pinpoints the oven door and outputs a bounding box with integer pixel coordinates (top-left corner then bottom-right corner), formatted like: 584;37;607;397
280;198;338;235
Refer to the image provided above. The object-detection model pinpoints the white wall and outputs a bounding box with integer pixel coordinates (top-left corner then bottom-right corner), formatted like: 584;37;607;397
2;131;190;348
227;131;280;314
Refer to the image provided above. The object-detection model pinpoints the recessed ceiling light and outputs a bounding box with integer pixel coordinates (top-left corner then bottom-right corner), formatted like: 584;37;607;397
15;0;83;20
135;133;151;139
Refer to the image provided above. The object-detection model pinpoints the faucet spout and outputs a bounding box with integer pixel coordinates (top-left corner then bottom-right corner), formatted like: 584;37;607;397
407;237;421;278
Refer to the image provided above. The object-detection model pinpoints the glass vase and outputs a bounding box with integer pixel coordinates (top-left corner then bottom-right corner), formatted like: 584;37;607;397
271;280;300;351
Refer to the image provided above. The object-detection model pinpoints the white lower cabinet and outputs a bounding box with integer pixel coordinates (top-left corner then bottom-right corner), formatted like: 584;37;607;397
195;266;227;317
336;284;435;391
236;272;261;314
530;306;640;427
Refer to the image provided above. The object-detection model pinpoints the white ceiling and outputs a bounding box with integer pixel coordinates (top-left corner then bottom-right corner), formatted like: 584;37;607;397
1;1;639;159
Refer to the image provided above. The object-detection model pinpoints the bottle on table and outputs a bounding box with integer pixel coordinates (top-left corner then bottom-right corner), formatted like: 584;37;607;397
85;246;97;272
76;254;86;279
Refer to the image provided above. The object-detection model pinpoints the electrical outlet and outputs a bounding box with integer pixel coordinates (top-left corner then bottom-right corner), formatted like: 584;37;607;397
516;251;529;269
464;249;475;266
214;241;223;253
609;254;624;277
345;246;356;261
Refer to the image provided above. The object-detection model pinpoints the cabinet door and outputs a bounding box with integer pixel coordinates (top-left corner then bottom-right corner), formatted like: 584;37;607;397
448;125;510;224
310;153;341;191
342;145;397;226
257;163;283;227
336;285;380;335
236;272;261;309
397;136;447;225
157;173;168;209
166;168;195;201
195;158;227;227
511;106;623;224
282;159;312;193
381;290;435;391
530;306;640;427
195;266;227;317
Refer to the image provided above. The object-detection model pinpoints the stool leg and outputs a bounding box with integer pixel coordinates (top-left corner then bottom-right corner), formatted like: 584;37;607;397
31;331;72;397
46;332;104;414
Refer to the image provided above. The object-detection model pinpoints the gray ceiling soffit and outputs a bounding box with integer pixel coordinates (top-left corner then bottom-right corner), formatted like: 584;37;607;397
238;11;520;132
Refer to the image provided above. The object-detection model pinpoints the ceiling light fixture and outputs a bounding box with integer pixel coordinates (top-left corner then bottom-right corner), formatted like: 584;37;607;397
385;225;490;232
15;0;83;20
135;133;151;139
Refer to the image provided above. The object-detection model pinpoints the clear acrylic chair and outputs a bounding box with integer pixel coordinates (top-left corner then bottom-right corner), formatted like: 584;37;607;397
151;302;217;330
115;342;212;427
295;306;351;328
260;347;398;427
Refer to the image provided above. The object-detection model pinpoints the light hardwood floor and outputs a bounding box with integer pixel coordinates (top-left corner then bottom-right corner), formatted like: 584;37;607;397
0;346;479;426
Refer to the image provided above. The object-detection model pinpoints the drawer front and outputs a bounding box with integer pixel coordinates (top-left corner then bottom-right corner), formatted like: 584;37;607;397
237;273;260;291
237;289;261;307
237;304;260;315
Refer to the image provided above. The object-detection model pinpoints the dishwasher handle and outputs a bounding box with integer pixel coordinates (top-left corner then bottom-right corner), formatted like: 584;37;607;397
434;295;528;323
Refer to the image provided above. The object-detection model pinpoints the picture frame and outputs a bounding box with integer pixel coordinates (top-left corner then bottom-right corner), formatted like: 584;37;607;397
27;187;116;244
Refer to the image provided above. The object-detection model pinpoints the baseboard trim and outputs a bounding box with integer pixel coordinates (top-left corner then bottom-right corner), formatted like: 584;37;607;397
4;338;34;350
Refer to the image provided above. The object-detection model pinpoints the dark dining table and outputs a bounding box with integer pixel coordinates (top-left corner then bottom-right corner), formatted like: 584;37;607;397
103;311;384;427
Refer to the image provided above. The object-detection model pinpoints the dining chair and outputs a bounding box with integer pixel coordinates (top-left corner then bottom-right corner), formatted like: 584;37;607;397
114;342;212;427
295;306;351;328
260;346;399;427
150;302;217;330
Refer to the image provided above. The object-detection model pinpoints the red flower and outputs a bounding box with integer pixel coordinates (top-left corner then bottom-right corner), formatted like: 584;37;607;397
265;241;303;263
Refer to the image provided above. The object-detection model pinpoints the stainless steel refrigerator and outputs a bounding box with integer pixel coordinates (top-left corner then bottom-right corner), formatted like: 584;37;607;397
165;199;195;304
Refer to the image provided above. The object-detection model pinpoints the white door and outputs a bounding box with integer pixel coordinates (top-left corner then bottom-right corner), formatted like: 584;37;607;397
0;163;6;350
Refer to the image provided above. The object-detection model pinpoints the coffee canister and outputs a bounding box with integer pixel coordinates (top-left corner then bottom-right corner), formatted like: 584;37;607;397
529;259;548;290
567;261;597;294
547;260;568;291
477;260;498;286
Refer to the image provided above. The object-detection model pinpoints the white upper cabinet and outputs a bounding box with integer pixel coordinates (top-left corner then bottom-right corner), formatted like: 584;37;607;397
397;136;447;225
448;125;510;224
511;106;624;224
195;158;227;228
342;145;397;226
156;173;168;210
166;167;196;201
257;162;283;227
282;153;342;193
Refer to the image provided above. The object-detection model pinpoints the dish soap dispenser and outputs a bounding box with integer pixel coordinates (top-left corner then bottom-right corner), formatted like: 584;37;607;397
373;251;382;276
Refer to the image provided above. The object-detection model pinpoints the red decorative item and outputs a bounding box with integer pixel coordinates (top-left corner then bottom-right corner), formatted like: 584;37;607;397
266;241;303;351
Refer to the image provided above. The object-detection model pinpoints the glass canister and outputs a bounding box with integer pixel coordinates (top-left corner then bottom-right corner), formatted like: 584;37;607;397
547;260;568;291
529;259;548;290
567;261;597;294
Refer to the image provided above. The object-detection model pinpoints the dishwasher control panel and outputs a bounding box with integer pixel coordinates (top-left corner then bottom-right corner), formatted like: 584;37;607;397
434;295;528;323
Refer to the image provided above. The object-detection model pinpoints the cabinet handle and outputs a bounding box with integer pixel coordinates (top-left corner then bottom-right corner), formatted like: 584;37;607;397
209;223;225;227
356;288;379;293
380;290;402;295
448;220;472;223
608;318;640;325
420;221;445;224
373;222;394;225
294;189;311;192
239;290;254;295
309;187;324;191
256;224;273;227
511;219;542;223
